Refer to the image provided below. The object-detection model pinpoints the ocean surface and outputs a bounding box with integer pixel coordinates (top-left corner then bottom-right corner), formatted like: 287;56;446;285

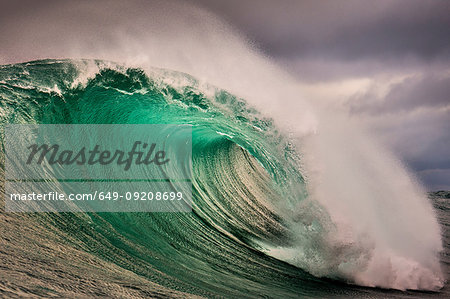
0;59;448;298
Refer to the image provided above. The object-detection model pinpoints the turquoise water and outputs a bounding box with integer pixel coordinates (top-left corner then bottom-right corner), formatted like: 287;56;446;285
0;59;448;298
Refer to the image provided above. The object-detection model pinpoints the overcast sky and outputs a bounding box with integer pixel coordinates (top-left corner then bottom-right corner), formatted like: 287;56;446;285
1;0;449;190
188;0;450;191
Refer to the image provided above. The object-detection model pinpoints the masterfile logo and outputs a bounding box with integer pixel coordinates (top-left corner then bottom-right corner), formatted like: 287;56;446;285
26;141;170;171
4;124;192;212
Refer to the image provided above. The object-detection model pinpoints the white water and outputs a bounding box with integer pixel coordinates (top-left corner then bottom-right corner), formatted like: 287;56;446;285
0;0;444;290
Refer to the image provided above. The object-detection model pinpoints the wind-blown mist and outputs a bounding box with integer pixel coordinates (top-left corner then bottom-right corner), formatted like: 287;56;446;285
0;0;445;294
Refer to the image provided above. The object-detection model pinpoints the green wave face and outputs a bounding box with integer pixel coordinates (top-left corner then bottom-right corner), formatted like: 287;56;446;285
1;59;344;298
3;59;445;298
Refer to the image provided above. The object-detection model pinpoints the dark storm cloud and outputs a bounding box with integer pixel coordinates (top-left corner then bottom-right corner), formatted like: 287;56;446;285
261;3;450;62
190;0;450;62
